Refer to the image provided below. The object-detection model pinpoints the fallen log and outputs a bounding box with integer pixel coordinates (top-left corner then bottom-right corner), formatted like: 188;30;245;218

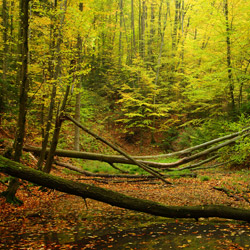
55;160;196;179
1;155;250;222
64;115;170;185
24;133;244;169
136;126;250;159
170;156;218;171
55;160;156;178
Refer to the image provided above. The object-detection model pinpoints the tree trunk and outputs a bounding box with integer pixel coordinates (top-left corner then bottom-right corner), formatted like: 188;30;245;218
43;0;68;174
1;155;250;222
24;131;248;170
172;0;181;53
224;0;235;112
130;0;136;59
2;0;8;80
43;82;71;173
74;3;83;152
2;0;30;205
65;115;171;184
119;0;123;65
0;0;8;113
139;0;146;59
148;1;155;62
37;0;60;170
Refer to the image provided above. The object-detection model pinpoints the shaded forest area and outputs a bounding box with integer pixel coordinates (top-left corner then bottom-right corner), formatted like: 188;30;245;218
1;0;250;249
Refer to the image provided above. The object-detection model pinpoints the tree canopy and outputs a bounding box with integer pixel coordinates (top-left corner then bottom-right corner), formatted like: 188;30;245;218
1;0;250;224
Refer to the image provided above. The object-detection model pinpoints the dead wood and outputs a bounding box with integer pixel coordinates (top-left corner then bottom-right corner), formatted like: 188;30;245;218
24;133;245;170
1;155;250;222
55;160;196;179
64;115;171;184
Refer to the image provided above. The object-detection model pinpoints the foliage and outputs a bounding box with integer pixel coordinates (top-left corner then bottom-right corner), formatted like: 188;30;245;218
1;0;250;166
177;114;250;168
1;162;250;248
200;175;210;182
157;127;179;152
177;118;231;149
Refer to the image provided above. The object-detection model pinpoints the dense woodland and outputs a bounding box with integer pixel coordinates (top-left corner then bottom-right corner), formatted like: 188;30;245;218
1;0;250;248
1;0;250;144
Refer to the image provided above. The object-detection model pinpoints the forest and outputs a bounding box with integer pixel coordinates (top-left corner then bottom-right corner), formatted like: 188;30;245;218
0;0;250;249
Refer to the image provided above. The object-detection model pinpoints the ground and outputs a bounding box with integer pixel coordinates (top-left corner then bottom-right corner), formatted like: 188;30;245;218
1;167;250;249
1;126;250;249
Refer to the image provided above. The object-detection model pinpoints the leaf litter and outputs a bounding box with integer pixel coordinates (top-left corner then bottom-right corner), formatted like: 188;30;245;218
0;168;250;249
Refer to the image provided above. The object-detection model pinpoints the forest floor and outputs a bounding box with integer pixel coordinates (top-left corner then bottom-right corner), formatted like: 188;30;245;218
1;128;250;249
1;166;250;250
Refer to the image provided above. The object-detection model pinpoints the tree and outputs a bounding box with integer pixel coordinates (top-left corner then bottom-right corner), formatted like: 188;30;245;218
0;0;8;114
74;3;84;151
1;0;30;204
36;0;67;170
224;0;235;112
1;155;250;222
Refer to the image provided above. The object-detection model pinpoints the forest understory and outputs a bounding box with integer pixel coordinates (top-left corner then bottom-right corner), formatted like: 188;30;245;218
1;128;250;250
1;166;250;249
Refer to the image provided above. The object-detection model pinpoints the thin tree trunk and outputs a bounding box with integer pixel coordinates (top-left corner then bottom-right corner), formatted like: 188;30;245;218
9;1;15;53
2;0;8;80
152;0;169;138
147;2;155;62
43;81;71;173
238;62;250;109
55;160;196;178
119;0;123;65
0;0;8;114
224;0;235;112
131;0;136;59
36;0;59;170
43;0;67;173
139;0;146;59
172;0;180;53
139;0;141;54
74;2;83;151
25;125;250;160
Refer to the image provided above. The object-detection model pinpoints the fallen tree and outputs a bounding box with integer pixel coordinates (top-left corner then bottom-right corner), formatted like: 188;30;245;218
1;155;250;222
24;133;247;169
54;160;196;179
63;115;170;184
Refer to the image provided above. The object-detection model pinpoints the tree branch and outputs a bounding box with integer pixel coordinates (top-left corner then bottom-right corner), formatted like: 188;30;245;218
64;115;172;184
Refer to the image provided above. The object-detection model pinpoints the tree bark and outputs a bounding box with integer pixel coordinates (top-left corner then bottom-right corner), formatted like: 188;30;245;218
119;0;123;65
24;131;249;169
130;0;136;59
74;3;83;152
65;115;171;184
55;160;195;179
0;155;250;222
0;0;8;114
2;0;30;205
37;0;62;170
224;0;235;112
2;0;8;81
43;0;68;174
